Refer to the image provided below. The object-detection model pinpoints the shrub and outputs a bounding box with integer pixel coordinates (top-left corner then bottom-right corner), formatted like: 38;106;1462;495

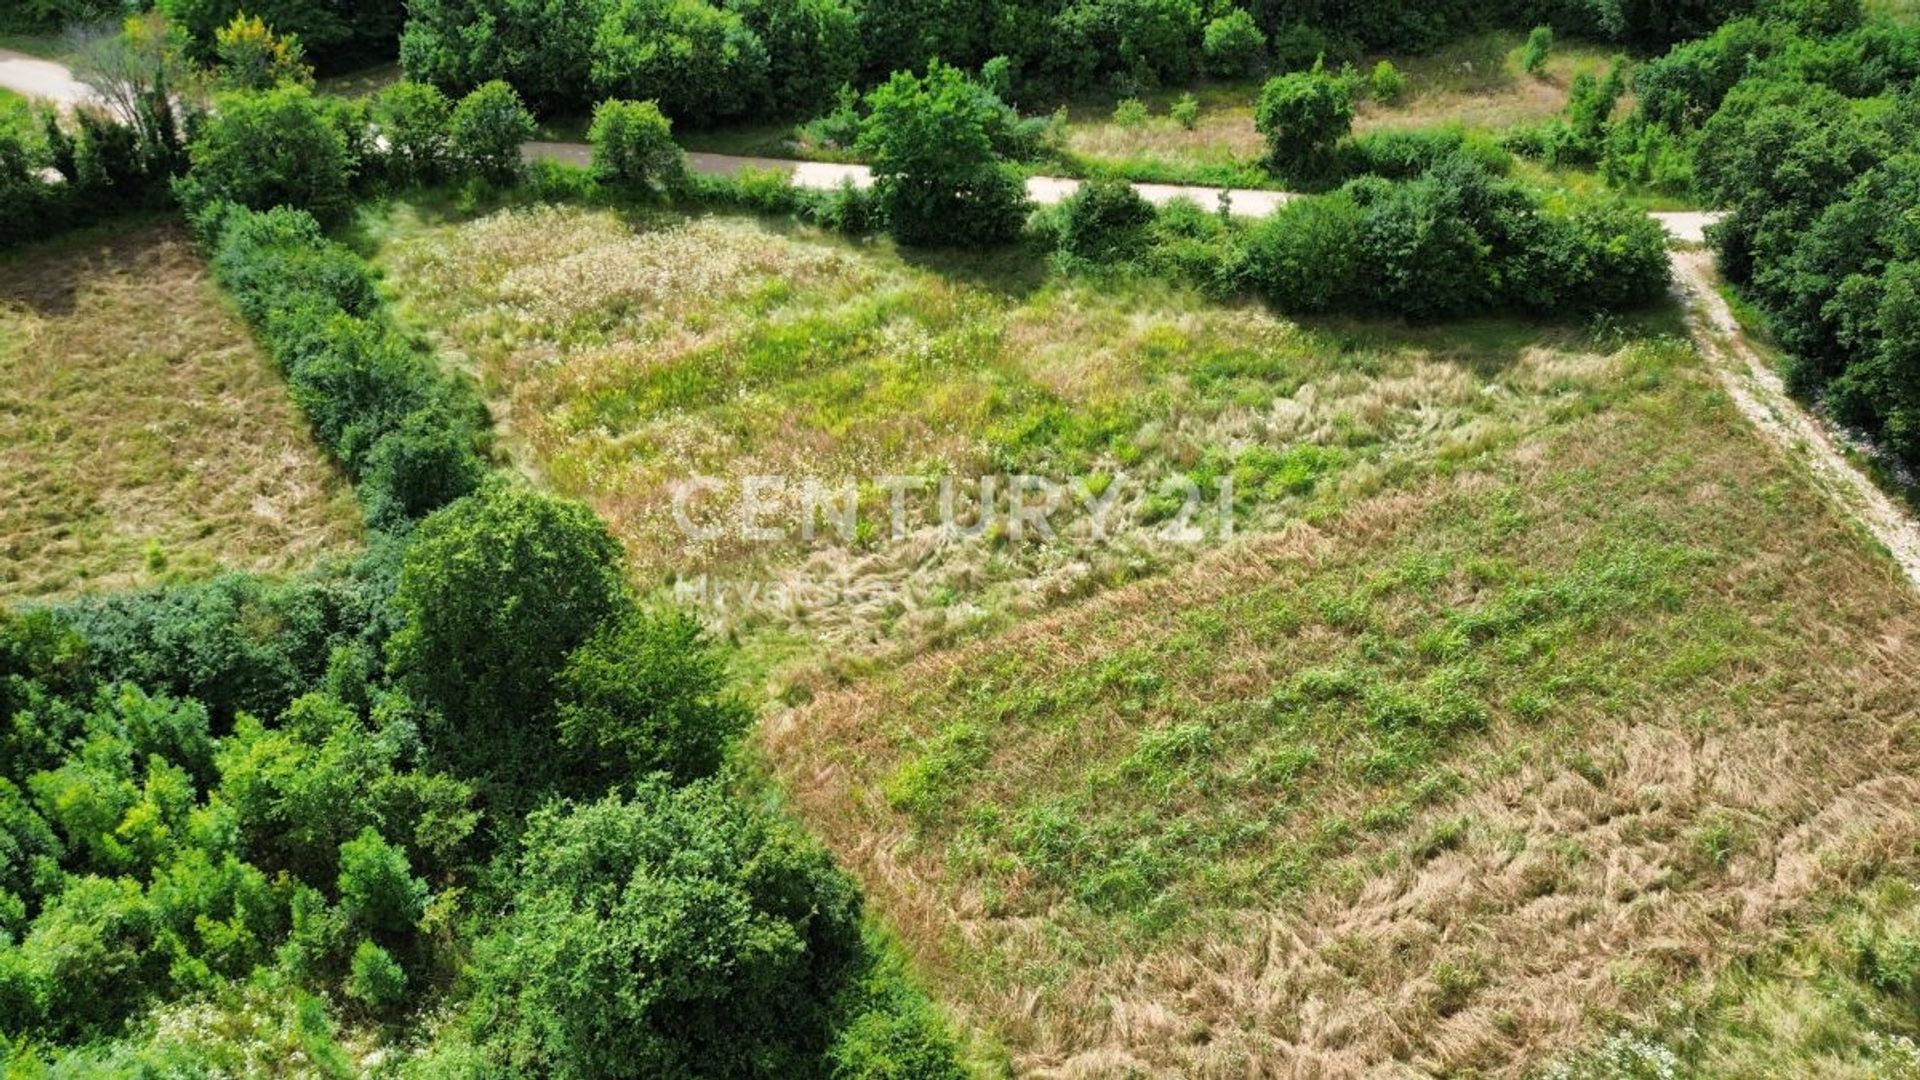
337;827;427;938
461;783;864;1078
387;484;631;777
1049;0;1203;93
1238;191;1364;313
372;80;452;186
1368;59;1405;103
1255;67;1352;181
358;408;488;530
1170;92;1199;129
213;12;312;90
1202;9;1266;78
857;61;1029;247
399;0;601;114
589;0;772;125
447;80;535;186
1339;127;1509;180
346;940;407;1009
1111;97;1148;127
554;610;752;786
1055;175;1156;263
177;85;353;223
1522;24;1553;74
588;98;685;194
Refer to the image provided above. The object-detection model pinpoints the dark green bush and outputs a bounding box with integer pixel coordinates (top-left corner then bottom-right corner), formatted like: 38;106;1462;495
1202;9;1266;78
1255;67;1353;181
373;80;453;186
1238;191;1365;313
447;79;536;186
1053;175;1157;263
176;85;355;224
858;61;1029;247
590;0;772;124
588;97;686;194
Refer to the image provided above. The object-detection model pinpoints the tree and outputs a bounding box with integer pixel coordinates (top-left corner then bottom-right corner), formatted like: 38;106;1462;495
463;783;864;1078
447;80;535;186
857;60;1029;247
587;98;685;193
336;828;427;939
178;84;353;222
724;0;861;115
554;611;750;786
213;12;312;90
589;0;772;125
399;0;602;113
69;14;193;153
1254;66;1353;181
1202;9;1266;78
372;80;452;186
386;484;631;775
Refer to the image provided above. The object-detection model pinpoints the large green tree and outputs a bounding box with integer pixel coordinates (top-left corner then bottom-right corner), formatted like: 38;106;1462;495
857;60;1029;247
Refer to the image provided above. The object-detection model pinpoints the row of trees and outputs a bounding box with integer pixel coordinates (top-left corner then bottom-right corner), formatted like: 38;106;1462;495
394;0;1760;123
1580;3;1920;467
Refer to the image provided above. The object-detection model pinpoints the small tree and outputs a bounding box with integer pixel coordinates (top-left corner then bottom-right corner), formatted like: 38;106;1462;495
386;484;630;774
1254;67;1353;181
555;610;750;785
588;98;685;194
346;939;408;1010
337;827;427;938
448;80;535;186
857;60;1029;247
213;12;311;90
1170;92;1199;129
1368;60;1406;104
1202;10;1267;78
1522;25;1554;75
1055;176;1156;263
179;84;352;222
373;80;452;186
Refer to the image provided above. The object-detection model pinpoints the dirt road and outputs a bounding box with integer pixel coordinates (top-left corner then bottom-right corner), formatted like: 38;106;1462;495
0;47;95;110
1672;249;1920;588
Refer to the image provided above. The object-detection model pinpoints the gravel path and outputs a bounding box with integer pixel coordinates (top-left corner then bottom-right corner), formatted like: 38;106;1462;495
0;47;96;110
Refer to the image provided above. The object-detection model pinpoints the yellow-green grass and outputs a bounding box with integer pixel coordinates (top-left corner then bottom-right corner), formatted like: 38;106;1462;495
768;338;1920;1075
0;223;362;600
1549;875;1920;1078
1056;30;1622;187
370;200;1679;689
0;87;31;138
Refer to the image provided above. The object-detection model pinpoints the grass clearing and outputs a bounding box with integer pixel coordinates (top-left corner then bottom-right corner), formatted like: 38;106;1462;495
0;222;362;599
769;341;1920;1075
370;200;1674;688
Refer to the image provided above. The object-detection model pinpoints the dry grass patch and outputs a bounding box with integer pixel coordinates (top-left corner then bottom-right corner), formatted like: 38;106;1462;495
373;202;1664;684
764;348;1920;1077
1058;31;1620;183
0;223;361;600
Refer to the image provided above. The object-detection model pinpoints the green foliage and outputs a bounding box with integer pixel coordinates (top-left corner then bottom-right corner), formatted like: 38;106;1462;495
554;610;752;786
1255;67;1354;181
1170;91;1200;129
1112;96;1149;127
213;11;313;90
387;485;631;779
1239;191;1365;313
857;60;1029;247
1522;24;1553;74
346;939;408;1009
728;0;862;115
1202;9;1267;77
336;828;427;938
447;80;536;186
373;80;453;186
456;783;865;1077
400;0;602;112
1052;174;1157;263
588;98;686;194
178;85;354;224
591;0;771;125
1368;59;1406;103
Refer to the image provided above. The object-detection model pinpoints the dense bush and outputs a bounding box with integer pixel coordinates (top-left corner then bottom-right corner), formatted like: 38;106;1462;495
1049;175;1157;263
591;0;772;124
727;0;862;115
448;79;537;186
157;0;406;70
1238;192;1365;313
176;85;354;224
372;80;453;186
1202;9;1267;77
1255;67;1353;181
588;98;686;193
457;783;864;1078
858;61;1029;247
386;484;631;780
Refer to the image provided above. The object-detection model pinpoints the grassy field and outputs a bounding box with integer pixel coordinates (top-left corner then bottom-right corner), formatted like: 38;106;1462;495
371;200;1920;1076
371;201;1677;687
1053;31;1621;187
0;223;362;599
